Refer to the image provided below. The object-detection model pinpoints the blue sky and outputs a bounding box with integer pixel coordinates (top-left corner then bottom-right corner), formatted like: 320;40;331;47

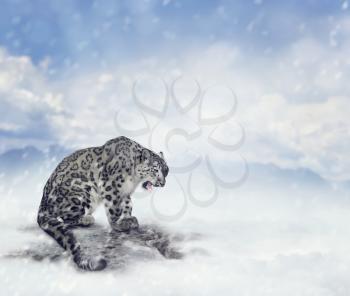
0;0;348;73
0;0;350;182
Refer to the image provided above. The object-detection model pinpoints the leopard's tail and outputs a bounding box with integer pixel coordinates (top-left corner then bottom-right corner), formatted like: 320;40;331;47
37;215;107;271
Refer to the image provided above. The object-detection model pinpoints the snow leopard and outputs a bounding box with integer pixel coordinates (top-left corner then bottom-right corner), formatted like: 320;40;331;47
37;136;169;271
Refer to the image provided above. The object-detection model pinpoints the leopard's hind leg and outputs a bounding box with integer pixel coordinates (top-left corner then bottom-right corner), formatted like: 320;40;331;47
64;215;95;227
37;214;106;271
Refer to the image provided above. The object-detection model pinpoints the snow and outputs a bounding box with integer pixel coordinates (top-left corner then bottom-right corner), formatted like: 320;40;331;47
1;168;350;296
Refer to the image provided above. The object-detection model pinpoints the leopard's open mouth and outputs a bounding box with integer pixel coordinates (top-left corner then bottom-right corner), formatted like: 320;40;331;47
142;181;153;191
142;180;164;191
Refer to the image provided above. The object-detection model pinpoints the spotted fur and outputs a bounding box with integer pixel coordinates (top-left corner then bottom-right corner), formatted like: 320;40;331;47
37;136;169;271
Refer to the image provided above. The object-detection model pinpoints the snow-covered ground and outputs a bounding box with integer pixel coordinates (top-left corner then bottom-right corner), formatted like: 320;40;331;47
1;161;350;296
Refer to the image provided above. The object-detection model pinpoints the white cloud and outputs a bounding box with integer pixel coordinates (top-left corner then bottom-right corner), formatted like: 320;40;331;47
242;95;350;181
158;37;350;181
0;48;63;112
1;18;350;181
0;48;66;152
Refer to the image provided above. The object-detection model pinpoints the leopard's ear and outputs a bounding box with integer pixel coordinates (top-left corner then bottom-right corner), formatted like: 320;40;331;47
159;151;164;159
142;149;151;162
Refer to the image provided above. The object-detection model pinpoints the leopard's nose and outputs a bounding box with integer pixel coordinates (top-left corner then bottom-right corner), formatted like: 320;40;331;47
158;177;165;187
163;167;169;178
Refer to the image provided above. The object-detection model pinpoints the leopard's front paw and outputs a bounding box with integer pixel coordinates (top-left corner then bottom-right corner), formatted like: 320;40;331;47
115;216;139;232
129;216;139;229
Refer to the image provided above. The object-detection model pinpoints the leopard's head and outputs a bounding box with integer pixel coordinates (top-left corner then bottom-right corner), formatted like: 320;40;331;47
136;149;169;191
